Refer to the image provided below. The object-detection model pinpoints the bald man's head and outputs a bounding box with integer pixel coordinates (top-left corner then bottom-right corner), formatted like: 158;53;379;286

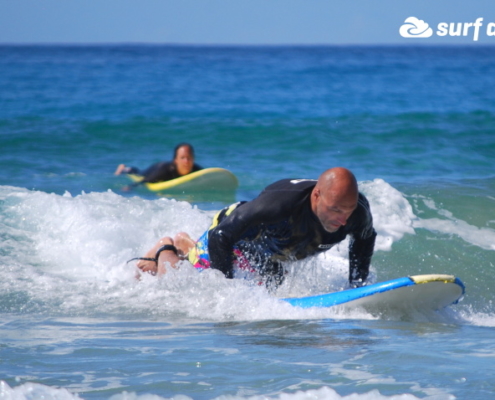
310;168;359;232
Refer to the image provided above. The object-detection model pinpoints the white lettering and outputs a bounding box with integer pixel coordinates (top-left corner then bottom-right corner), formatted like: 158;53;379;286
473;18;484;41
449;22;463;37
437;22;449;36
463;23;474;37
407;16;492;41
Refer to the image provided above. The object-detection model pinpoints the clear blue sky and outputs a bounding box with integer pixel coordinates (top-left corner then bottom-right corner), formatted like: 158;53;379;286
1;0;494;45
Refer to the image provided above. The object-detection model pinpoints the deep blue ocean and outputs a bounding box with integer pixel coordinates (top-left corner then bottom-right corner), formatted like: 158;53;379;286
1;45;495;400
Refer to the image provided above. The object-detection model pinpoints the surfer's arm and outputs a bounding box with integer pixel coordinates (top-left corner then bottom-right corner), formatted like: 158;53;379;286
120;163;168;190
207;204;262;279
207;228;237;278
346;193;376;286
348;228;377;285
208;194;286;278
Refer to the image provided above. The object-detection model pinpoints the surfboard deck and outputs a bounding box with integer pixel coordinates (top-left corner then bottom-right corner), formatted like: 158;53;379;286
128;167;238;192
283;274;465;312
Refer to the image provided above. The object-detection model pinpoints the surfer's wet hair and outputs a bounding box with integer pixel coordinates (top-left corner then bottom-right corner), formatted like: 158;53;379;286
173;143;195;159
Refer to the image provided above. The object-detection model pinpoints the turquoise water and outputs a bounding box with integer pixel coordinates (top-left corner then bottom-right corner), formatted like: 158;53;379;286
1;45;495;400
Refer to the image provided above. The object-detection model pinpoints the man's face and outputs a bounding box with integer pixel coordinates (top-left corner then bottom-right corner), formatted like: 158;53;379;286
312;187;358;233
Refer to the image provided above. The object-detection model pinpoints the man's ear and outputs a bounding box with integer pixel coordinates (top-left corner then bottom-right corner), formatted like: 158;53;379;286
310;188;319;207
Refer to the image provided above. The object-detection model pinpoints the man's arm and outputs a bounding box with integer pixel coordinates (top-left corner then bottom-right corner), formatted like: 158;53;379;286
207;227;238;278
348;229;377;286
207;201;266;279
347;193;377;286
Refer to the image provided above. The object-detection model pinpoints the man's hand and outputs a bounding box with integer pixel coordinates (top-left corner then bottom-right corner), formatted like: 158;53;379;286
349;279;367;289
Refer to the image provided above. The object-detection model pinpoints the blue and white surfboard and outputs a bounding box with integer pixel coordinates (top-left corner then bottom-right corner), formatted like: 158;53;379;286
283;274;465;311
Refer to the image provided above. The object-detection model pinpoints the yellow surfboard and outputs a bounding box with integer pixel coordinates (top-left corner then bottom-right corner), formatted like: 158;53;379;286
128;167;238;193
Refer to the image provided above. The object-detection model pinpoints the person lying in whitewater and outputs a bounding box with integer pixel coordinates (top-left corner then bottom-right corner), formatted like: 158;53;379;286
115;143;202;191
132;167;377;288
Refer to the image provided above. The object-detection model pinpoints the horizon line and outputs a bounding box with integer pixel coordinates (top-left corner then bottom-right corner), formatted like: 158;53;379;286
1;42;493;47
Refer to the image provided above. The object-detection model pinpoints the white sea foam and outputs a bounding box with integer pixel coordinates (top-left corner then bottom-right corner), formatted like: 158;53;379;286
0;186;348;321
0;184;490;324
459;307;495;327
0;381;80;400
0;381;435;400
359;179;416;252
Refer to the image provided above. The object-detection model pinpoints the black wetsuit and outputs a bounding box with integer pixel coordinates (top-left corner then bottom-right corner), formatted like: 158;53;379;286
208;179;377;285
129;162;202;184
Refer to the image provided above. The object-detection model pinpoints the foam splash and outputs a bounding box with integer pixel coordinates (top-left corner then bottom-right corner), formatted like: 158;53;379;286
359;179;416;252
0;183;492;325
0;186;352;321
0;381;80;400
0;381;433;400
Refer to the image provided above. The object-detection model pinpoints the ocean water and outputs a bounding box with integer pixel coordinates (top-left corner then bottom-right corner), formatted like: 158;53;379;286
1;45;495;400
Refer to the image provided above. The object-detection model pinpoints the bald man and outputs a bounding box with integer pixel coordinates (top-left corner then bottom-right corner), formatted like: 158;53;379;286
135;168;377;288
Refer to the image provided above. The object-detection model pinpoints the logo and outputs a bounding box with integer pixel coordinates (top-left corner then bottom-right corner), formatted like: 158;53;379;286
400;17;433;38
400;17;494;41
318;244;334;249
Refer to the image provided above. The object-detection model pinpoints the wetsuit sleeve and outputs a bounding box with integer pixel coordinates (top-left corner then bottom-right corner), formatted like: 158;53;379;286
207;228;236;279
348;194;377;285
348;229;376;284
207;200;270;278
